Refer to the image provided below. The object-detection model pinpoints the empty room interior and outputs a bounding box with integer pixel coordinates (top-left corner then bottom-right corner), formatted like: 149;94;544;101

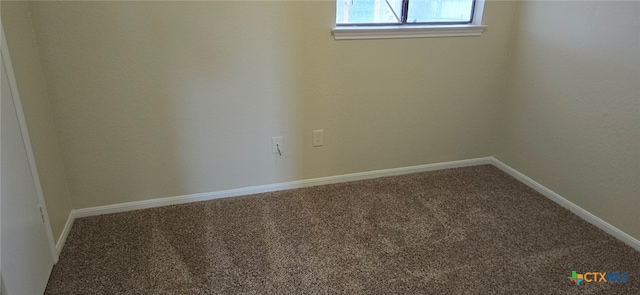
1;0;639;294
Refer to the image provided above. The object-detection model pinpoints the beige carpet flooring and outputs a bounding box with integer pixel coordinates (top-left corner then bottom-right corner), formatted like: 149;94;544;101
45;165;640;294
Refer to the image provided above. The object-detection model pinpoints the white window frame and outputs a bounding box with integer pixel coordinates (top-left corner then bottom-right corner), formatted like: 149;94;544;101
332;0;486;40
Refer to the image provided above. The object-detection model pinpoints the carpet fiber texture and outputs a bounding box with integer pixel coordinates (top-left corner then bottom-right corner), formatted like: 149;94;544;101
46;165;640;294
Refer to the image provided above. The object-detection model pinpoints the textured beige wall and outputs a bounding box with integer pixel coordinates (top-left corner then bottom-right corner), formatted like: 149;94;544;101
493;1;640;240
26;1;518;209
1;1;73;243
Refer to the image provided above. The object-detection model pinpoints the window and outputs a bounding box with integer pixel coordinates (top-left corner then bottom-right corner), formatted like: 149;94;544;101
333;0;486;40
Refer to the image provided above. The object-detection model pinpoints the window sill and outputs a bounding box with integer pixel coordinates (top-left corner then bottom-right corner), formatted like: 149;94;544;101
332;24;488;40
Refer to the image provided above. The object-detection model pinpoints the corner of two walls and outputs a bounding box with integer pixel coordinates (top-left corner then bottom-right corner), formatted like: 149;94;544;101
490;1;640;241
1;1;73;245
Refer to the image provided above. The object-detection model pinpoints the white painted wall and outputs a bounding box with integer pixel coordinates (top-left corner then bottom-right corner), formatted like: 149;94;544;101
25;1;517;209
493;1;640;240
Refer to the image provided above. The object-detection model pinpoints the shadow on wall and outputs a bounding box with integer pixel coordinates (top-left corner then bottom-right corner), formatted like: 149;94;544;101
160;2;310;191
111;2;306;193
32;1;310;208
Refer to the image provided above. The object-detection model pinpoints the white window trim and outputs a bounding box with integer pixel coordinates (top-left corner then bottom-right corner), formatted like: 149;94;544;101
332;0;486;40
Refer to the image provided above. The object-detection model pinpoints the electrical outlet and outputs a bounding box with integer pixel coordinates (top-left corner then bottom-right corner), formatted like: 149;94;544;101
312;130;323;147
272;136;283;155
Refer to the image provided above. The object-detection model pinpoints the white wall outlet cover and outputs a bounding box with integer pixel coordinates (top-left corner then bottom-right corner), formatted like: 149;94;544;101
272;136;283;154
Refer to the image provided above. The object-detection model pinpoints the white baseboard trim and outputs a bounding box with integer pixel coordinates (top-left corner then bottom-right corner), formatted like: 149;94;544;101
57;157;492;254
56;213;75;256
489;157;640;252
56;157;492;255
56;155;639;255
72;157;492;219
